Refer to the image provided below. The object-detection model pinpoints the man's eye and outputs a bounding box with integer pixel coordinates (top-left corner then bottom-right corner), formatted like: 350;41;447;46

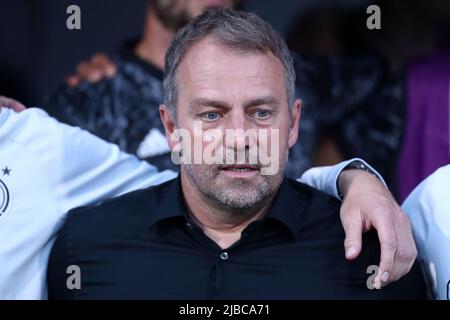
201;112;221;121
253;110;271;119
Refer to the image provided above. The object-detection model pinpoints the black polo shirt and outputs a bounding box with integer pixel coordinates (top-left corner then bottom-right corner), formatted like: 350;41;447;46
47;177;426;299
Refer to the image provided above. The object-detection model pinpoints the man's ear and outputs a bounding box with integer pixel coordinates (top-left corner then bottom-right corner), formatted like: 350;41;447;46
159;104;178;149
288;99;302;148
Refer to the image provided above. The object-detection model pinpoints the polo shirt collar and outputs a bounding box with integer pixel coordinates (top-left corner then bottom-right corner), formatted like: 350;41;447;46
265;178;305;239
149;176;306;239
149;176;186;228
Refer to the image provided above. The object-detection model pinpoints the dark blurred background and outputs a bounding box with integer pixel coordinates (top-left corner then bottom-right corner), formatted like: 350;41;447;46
0;0;385;104
2;0;450;106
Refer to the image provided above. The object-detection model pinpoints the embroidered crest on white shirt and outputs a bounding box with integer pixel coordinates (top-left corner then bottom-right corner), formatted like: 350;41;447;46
0;168;11;220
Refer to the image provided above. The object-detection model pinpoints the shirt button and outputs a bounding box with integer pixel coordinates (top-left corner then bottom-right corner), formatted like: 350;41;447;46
219;252;229;261
186;222;194;230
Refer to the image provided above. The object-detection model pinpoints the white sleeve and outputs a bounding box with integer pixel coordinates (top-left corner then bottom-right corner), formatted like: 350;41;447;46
402;165;450;300
6;108;177;214
298;158;386;199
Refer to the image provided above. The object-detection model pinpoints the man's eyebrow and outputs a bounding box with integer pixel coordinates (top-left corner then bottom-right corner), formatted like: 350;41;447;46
189;98;231;110
188;96;280;111
243;96;280;108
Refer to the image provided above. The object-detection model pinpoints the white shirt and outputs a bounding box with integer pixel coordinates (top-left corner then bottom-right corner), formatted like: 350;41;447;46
0;108;176;299
402;165;450;300
0;108;360;299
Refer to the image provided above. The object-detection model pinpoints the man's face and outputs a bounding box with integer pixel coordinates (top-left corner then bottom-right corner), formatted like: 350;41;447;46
161;37;301;212
153;0;235;31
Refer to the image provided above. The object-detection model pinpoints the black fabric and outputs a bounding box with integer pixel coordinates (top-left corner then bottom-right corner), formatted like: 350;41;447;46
47;177;426;299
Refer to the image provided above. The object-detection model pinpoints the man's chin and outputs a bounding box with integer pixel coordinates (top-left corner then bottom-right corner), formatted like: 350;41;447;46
214;173;264;197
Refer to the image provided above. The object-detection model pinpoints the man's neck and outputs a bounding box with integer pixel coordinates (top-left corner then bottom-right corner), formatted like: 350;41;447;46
180;172;274;250
135;10;175;71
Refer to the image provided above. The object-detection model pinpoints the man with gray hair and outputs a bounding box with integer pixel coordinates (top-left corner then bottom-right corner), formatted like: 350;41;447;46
47;9;425;299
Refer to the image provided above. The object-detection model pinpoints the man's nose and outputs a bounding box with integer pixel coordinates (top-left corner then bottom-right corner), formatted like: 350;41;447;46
225;109;247;131
223;110;253;150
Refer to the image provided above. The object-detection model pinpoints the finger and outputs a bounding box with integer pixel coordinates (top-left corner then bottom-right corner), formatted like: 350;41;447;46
388;221;406;286
9;100;26;112
389;211;417;283
340;208;363;260
371;212;397;288
66;75;80;87
92;54;116;79
0;96;12;106
76;62;88;80
77;62;101;83
91;53;108;64
0;97;26;112
105;62;117;78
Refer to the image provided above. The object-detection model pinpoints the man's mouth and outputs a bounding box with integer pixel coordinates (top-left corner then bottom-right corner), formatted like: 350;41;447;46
218;165;260;177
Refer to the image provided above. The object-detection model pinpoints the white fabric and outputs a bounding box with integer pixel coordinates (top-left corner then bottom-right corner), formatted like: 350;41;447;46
402;165;450;300
0;108;176;299
299;158;386;199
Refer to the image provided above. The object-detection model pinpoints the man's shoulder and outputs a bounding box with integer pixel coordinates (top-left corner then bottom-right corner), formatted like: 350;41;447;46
282;178;343;237
403;165;450;211
0;108;81;154
422;165;450;193
285;178;341;212
285;179;426;299
403;165;450;246
0;108;54;140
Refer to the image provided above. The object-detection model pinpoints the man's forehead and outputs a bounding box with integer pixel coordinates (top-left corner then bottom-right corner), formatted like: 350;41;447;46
179;37;284;77
177;38;285;94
